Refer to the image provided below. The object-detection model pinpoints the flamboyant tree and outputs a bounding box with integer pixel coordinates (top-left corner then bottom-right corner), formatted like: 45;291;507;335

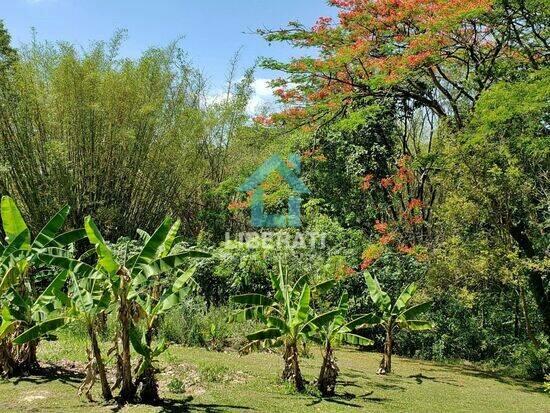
259;0;548;128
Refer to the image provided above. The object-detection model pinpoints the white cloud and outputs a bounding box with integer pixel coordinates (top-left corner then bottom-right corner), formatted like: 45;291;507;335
246;78;277;115
206;78;278;116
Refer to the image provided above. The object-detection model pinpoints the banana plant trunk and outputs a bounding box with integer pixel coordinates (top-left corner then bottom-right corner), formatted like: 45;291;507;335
87;321;112;400
0;339;17;377
318;341;339;396
135;327;159;403
135;364;159;403
379;329;393;374
11;325;38;375
282;342;305;392
118;269;136;402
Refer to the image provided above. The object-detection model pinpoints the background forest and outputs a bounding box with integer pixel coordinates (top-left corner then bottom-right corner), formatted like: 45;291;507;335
0;0;548;403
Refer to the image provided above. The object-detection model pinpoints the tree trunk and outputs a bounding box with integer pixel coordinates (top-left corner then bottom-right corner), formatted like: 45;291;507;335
118;268;135;402
510;224;550;336
87;322;113;401
317;342;339;396
282;342;305;392
135;364;159;404
378;330;393;374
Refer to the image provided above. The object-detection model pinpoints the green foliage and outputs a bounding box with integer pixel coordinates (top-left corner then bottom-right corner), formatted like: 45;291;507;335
166;377;186;394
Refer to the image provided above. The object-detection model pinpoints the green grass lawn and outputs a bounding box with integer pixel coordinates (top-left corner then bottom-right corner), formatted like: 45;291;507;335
0;336;547;412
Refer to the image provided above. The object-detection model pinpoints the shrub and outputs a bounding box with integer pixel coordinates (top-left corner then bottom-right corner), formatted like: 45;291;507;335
167;378;186;394
159;297;261;350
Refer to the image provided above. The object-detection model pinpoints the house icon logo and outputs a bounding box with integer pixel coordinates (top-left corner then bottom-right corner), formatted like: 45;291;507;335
238;153;310;228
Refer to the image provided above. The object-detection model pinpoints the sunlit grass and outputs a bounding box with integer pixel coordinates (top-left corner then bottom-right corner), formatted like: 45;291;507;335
0;336;547;412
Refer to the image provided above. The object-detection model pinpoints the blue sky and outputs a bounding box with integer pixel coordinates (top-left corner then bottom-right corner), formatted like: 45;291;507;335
2;0;333;112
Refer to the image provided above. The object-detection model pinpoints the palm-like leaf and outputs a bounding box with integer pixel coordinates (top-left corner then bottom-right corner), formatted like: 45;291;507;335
364;271;391;314
1;196;30;249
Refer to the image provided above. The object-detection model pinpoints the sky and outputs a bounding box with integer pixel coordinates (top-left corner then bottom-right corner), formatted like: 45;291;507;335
1;0;333;113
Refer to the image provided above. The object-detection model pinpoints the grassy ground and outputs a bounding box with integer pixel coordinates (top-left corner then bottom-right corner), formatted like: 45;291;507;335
0;335;547;412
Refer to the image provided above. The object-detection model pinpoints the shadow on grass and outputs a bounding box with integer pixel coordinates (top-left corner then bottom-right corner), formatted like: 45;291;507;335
110;396;253;412
306;389;390;409
10;364;84;387
442;366;546;394
407;373;461;387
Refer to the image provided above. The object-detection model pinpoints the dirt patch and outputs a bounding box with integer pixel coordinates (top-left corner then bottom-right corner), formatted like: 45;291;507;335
22;390;51;403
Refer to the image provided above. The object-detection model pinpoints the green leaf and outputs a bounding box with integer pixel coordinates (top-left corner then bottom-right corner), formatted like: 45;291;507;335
32;205;70;250
129;324;149;357
313;279;336;295
32;270;69;311
246;328;281;341
38;253;99;279
1;196;30;249
0;266;19;296
397;319;434;331
342;333;374;347
45;229;86;248
399;302;432;320
130;217;173;271
13;317;67;344
346;313;383;330
295;284;311;322
229;306;265;322
267;316;288;332
364;271;391;314
338;292;349;313
84;216;119;274
172;265;197;292
0;307;16;339
308;309;340;329
160;219;181;257
2;229;31;257
0;319;17;340
292;275;308;294
157;290;185;315
231;294;274;307
393;282;417;315
139;251;209;278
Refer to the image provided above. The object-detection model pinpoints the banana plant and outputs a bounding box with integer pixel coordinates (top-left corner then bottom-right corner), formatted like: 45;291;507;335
230;261;316;392
130;263;199;403
11;263;113;401
39;215;208;402
1;270;68;377
355;271;434;374
0;196;85;377
306;292;373;396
